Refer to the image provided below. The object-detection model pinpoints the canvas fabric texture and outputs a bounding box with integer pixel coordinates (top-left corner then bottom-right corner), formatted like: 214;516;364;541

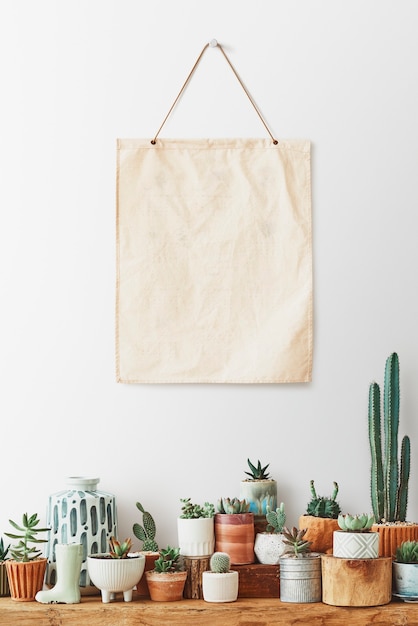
116;138;312;383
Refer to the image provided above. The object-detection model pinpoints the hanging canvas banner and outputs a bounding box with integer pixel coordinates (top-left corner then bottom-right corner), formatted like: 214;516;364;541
116;137;312;383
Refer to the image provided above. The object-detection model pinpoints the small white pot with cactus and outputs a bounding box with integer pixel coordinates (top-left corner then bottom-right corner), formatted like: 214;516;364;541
254;503;287;565
333;514;379;559
202;552;239;603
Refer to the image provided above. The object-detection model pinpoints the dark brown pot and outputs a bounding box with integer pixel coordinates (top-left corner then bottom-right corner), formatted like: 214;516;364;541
215;513;255;565
6;558;47;601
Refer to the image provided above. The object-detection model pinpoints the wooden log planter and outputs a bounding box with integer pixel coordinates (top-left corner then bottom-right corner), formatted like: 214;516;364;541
321;554;392;607
183;557;210;599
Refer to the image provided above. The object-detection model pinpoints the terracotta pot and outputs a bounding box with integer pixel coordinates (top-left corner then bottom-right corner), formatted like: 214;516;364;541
135;552;159;597
145;570;187;601
299;515;339;554
6;558;47;601
215;513;255;565
372;523;418;558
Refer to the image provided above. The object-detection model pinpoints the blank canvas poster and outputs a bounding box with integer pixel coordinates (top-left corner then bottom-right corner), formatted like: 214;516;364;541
116;138;312;383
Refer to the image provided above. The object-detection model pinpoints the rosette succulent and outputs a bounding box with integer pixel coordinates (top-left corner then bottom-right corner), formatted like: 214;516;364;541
337;513;375;532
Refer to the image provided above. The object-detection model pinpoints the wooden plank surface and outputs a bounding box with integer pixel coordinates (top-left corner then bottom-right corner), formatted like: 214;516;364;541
1;596;418;626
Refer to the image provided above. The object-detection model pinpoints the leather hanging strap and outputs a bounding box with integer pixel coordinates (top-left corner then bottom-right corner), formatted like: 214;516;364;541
151;41;278;145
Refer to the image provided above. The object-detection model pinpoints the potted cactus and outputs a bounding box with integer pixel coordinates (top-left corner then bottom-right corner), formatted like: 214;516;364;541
368;352;418;557
254;503;287;565
4;512;49;601
215;497;255;565
239;459;277;522
145;545;187;601
87;537;145;603
279;526;321;603
177;498;215;558
332;513;378;559
132;501;159;596
322;511;392;607
202;552;239;603
393;541;418;600
0;538;10;597
298;480;341;554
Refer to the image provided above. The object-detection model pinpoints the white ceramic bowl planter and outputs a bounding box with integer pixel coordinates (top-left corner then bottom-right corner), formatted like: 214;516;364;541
87;553;145;603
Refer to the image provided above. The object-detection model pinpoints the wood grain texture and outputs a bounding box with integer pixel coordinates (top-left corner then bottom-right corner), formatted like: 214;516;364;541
321;554;392;607
183;557;210;599
1;596;418;626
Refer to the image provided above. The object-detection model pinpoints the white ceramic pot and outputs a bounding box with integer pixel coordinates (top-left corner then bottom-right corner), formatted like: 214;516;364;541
177;517;215;557
333;531;379;559
87;553;145;603
393;562;418;597
202;570;239;603
239;480;277;516
254;533;286;565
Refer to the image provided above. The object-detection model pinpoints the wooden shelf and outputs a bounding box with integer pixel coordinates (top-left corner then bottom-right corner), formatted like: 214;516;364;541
1;595;418;626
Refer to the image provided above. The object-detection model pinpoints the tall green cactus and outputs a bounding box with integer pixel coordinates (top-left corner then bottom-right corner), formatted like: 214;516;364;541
368;352;411;523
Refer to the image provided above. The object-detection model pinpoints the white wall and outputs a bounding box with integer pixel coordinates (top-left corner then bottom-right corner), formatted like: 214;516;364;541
1;0;418;548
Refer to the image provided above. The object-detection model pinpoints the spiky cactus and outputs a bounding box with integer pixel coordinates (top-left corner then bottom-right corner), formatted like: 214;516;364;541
306;480;341;519
368;352;411;523
216;497;251;514
266;502;286;533
133;502;158;551
245;459;271;480
210;552;230;573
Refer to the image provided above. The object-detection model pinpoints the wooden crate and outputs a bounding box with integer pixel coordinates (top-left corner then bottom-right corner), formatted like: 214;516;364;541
231;563;280;598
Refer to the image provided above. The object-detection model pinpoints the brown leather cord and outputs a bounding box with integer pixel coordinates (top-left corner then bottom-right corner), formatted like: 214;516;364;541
151;42;278;145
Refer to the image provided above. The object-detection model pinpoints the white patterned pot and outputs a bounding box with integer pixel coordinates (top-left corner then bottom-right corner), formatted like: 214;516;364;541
333;531;379;559
177;517;215;557
202;570;239;603
254;532;286;565
45;477;117;592
87;554;145;603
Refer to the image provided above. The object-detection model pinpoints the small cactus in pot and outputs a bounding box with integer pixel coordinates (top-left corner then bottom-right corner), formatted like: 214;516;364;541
202;552;238;603
255;502;287;565
299;480;341;554
333;514;379;559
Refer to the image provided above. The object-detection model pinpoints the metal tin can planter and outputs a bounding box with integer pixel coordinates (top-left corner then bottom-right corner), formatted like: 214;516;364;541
45;477;117;593
279;554;322;603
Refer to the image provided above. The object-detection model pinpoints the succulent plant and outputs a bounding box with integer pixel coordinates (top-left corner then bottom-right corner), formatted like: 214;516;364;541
281;526;312;557
0;537;10;561
265;502;286;533
216;497;251;514
179;498;215;519
109;537;132;559
210;552;230;573
337;513;375;532
245;459;271;481
306;480;341;519
5;513;49;562
133;501;158;552
153;546;182;573
395;540;418;564
369;352;411;523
